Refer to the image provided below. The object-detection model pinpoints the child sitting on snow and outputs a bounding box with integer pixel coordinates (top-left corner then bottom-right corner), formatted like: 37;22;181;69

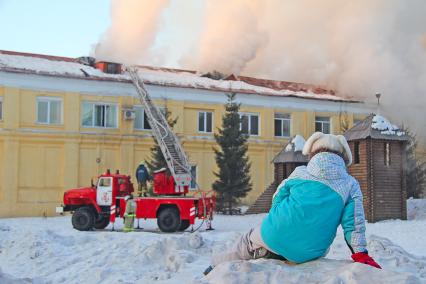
205;132;381;275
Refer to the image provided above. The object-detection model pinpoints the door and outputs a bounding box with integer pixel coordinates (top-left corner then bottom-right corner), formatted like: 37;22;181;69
97;177;113;206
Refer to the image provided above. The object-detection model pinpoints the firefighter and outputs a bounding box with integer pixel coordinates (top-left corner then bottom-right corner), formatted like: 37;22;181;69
135;162;151;197
123;195;136;232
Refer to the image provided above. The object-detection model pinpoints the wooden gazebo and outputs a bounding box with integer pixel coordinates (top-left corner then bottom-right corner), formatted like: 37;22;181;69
246;135;308;214
344;114;409;222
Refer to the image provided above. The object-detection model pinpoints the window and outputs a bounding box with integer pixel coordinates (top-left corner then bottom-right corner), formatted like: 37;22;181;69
240;113;259;135
0;97;3;120
384;142;391;166
190;165;197;189
198;111;213;133
37;97;62;124
354;141;360;164
82;102;117;128
274;113;291;137
134;106;152;130
315;116;330;134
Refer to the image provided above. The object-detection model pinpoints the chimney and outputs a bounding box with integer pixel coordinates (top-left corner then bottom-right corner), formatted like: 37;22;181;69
95;61;123;74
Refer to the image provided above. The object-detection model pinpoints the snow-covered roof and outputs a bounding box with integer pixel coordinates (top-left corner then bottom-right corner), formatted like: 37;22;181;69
0;50;359;102
284;135;306;152
273;135;309;163
345;114;409;141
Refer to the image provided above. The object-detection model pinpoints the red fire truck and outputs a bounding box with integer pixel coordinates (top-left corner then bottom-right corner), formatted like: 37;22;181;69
58;168;215;232
57;66;216;233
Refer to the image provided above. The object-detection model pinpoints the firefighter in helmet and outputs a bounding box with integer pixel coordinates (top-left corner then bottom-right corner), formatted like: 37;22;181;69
135;162;151;197
123;195;136;232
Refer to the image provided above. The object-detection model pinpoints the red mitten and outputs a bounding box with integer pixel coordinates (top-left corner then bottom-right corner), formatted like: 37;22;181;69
351;252;382;269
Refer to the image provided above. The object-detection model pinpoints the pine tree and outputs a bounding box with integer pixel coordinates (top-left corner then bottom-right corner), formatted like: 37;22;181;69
405;130;426;198
213;93;252;214
145;107;178;174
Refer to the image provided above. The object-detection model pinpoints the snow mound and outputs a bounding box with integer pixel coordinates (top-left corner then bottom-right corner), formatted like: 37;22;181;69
371;115;405;136
204;258;420;284
0;268;33;284
407;198;426;220
369;235;426;278
285;135;306;152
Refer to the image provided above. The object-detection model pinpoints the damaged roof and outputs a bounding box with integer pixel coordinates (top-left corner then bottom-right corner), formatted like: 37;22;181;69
0;50;361;103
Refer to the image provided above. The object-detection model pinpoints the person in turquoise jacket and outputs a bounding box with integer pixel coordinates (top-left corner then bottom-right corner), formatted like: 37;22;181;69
205;132;380;276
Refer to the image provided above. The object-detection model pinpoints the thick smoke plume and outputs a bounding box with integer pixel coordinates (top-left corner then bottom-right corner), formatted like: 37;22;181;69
95;0;426;147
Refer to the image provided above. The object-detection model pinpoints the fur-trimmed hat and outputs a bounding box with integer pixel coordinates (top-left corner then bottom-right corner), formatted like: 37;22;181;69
302;132;353;166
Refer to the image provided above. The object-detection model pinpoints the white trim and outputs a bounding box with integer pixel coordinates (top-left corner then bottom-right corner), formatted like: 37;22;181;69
81;101;118;129
36;96;63;125
0;72;374;114
315;116;331;134
239;112;260;136
197;111;213;134
274;112;291;138
133;105;152;131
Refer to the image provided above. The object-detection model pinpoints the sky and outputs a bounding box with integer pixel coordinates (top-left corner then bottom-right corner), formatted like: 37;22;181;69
0;0;111;57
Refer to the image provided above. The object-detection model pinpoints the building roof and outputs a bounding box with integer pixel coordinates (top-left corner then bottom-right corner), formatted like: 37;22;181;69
344;114;409;141
273;135;309;163
0;50;361;103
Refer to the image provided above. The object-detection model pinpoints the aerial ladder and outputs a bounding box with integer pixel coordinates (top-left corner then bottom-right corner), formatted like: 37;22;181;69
127;67;192;193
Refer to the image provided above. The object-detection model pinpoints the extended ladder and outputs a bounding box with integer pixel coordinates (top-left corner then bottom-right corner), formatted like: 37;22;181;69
127;67;192;192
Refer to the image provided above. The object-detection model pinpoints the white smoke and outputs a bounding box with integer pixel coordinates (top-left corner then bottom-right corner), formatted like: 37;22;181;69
94;0;170;65
95;0;426;146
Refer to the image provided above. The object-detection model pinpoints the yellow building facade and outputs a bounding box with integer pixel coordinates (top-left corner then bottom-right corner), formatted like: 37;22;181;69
0;53;372;217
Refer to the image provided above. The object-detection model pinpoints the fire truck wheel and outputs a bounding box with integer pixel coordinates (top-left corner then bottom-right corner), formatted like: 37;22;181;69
94;214;110;230
157;207;181;232
72;207;95;231
178;220;190;231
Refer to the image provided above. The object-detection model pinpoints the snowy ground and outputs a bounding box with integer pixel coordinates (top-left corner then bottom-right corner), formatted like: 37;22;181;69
1;201;426;284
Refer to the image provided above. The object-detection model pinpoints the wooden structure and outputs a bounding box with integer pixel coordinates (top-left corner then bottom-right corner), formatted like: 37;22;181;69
246;137;308;214
344;114;409;222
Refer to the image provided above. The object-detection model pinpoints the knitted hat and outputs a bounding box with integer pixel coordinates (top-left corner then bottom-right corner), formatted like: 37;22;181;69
302;132;353;166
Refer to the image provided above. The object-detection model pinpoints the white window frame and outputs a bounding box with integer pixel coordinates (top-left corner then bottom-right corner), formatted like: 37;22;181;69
239;112;260;136
274;113;291;138
315;116;331;134
36;96;63;125
198;111;213;133
0;97;3;121
81;101;118;129
190;165;197;189
133;106;152;130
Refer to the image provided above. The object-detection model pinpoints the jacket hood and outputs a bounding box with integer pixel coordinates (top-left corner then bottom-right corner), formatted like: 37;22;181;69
306;152;348;180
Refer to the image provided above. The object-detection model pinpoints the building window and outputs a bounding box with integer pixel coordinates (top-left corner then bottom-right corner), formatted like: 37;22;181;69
274;113;291;137
134;106;152;130
384;142;391;166
37;97;62;124
240;113;259;136
82;102;117;128
354;141;360;164
315;116;330;134
198;111;213;133
0;97;3;120
190;165;197;189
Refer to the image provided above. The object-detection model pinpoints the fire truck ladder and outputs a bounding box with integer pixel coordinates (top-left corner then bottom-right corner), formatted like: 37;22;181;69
127;67;192;192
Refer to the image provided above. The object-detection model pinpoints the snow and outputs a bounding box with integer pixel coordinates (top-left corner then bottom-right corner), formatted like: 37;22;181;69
1;203;426;284
285;135;306;152
371;115;405;136
407;198;426;220
0;53;351;102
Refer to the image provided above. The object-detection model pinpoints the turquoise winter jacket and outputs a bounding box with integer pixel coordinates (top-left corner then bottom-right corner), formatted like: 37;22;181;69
261;152;367;263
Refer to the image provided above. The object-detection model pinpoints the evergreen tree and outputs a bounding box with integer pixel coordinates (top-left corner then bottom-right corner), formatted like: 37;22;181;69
213;93;252;214
145;107;178;174
405;130;426;198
